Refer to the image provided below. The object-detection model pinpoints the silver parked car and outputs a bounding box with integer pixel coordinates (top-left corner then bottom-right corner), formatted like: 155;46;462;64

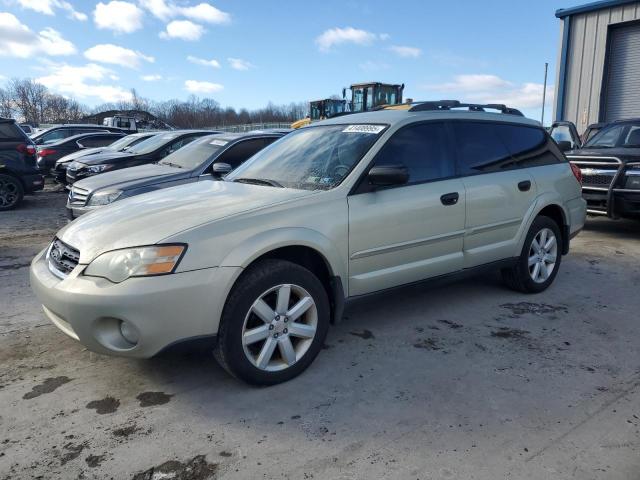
30;103;587;385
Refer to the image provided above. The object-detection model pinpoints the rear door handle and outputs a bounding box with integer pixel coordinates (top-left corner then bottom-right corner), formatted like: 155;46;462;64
440;192;459;206
518;180;531;192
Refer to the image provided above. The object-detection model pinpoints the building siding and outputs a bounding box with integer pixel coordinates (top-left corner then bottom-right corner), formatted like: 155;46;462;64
556;1;640;131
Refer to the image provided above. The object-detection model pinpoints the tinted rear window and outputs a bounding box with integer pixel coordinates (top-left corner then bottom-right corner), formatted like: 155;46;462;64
454;122;559;175
0;122;23;140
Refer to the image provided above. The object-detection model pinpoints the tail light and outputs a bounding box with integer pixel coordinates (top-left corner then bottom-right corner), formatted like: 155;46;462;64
16;144;37;156
570;163;582;184
38;148;57;157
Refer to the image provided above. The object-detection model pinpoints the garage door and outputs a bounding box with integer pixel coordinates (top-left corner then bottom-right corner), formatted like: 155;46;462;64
604;22;640;122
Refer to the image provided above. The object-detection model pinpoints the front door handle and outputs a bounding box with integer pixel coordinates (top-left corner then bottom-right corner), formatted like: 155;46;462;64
518;180;531;192
440;192;459;206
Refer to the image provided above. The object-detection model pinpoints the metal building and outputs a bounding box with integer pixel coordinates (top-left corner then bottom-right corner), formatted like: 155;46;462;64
554;0;640;132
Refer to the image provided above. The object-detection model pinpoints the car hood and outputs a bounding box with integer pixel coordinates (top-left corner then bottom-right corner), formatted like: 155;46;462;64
568;147;640;162
72;163;184;192
79;150;135;165
56;147;105;165
58;181;315;264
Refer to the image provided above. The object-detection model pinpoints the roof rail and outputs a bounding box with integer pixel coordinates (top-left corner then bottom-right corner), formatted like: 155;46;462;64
408;100;524;116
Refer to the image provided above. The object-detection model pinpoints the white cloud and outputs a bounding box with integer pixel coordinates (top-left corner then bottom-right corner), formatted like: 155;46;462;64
187;55;220;68
315;27;379;52
36;62;133;102
15;0;87;20
421;74;553;110
228;57;253;71
184;79;223;94
181;3;229;24
139;0;230;24
141;74;162;81
160;20;204;40
94;1;144;33
84;44;154;69
0;12;76;58
389;45;421;58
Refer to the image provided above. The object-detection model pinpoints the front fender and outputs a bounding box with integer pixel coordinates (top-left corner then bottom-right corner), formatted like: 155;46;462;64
219;227;348;292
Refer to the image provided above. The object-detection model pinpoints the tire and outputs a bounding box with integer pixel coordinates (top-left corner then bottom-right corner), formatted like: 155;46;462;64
214;259;330;385
502;215;562;293
0;174;24;211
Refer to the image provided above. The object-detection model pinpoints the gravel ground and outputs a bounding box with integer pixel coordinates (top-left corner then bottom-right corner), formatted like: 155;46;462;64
1;185;640;479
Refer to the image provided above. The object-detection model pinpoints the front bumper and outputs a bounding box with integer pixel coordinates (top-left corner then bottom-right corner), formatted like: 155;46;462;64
568;156;640;219
30;248;241;358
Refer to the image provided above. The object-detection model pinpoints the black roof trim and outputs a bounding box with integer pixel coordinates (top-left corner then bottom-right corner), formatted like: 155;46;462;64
408;100;524;116
555;0;638;18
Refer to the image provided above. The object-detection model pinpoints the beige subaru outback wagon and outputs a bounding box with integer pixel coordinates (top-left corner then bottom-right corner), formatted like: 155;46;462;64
31;103;587;385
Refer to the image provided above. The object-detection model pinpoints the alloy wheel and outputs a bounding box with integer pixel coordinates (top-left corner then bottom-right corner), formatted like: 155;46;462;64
0;178;19;208
528;227;558;283
242;284;318;372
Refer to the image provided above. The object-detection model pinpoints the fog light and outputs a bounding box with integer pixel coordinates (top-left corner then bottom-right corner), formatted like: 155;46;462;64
119;320;139;345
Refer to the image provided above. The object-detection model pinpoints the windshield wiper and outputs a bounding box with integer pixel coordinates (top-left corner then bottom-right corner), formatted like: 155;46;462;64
159;161;183;168
233;177;284;188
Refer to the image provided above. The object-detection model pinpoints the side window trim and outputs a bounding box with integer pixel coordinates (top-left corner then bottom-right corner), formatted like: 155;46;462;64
350;120;456;195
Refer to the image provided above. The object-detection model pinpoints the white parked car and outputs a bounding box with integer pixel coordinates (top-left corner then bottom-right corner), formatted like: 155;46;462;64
30;103;587;385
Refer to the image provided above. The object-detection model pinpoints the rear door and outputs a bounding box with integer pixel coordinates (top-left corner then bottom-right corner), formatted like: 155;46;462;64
452;121;542;267
348;121;466;296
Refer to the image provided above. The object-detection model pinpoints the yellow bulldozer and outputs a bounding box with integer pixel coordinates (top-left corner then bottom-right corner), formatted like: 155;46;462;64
291;81;405;128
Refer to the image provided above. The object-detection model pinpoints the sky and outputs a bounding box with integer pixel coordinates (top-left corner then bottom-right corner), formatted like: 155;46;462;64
0;0;588;123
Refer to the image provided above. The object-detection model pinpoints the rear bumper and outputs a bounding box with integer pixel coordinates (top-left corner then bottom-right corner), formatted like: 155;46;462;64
30;248;240;358
22;172;45;193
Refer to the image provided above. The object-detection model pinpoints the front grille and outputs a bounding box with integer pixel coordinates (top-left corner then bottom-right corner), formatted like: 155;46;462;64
47;238;80;277
69;185;89;206
581;172;616;187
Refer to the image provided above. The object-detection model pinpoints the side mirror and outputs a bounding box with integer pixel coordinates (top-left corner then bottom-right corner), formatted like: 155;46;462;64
556;140;573;152
368;165;409;187
212;162;232;176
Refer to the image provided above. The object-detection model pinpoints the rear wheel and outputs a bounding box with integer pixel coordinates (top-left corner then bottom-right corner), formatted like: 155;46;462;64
214;259;330;385
0;174;24;211
502;215;562;293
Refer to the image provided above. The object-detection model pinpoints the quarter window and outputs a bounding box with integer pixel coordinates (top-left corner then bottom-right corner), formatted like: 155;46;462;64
374;122;453;184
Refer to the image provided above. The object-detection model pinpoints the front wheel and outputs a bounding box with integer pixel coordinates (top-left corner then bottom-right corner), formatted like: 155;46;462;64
502;215;562;293
214;259;330;385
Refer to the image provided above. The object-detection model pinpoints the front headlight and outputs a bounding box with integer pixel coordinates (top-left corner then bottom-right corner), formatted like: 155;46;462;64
87;164;111;174
87;189;123;206
68;161;81;171
84;244;186;283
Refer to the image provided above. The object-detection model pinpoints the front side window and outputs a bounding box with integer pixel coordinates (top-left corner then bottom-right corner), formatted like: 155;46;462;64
374;122;453;184
226;125;383;190
216;139;267;169
623;126;640;147
158;136;225;169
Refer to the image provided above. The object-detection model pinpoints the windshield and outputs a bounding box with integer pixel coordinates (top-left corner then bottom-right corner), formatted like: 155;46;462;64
107;134;152;151
127;133;180;154
158;136;225;169
584;122;640;148
226;124;385;190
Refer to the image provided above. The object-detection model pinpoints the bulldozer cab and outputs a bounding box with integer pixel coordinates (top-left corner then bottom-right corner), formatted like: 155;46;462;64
347;82;404;113
309;99;347;121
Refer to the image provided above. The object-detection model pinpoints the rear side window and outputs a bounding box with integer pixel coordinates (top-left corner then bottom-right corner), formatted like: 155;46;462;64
454;122;557;175
0;122;23;140
374;122;454;184
78;135;116;148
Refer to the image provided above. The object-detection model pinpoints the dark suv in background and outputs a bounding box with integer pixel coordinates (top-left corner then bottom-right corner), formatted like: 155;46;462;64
551;118;640;219
0;117;44;210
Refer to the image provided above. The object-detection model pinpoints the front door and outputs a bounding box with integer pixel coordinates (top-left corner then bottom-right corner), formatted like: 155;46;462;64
348;122;466;296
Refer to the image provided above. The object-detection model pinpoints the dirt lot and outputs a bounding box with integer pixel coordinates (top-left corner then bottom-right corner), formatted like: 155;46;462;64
1;185;640;479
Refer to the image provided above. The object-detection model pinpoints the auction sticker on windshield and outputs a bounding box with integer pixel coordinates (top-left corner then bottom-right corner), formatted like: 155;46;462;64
342;125;385;134
210;139;228;146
